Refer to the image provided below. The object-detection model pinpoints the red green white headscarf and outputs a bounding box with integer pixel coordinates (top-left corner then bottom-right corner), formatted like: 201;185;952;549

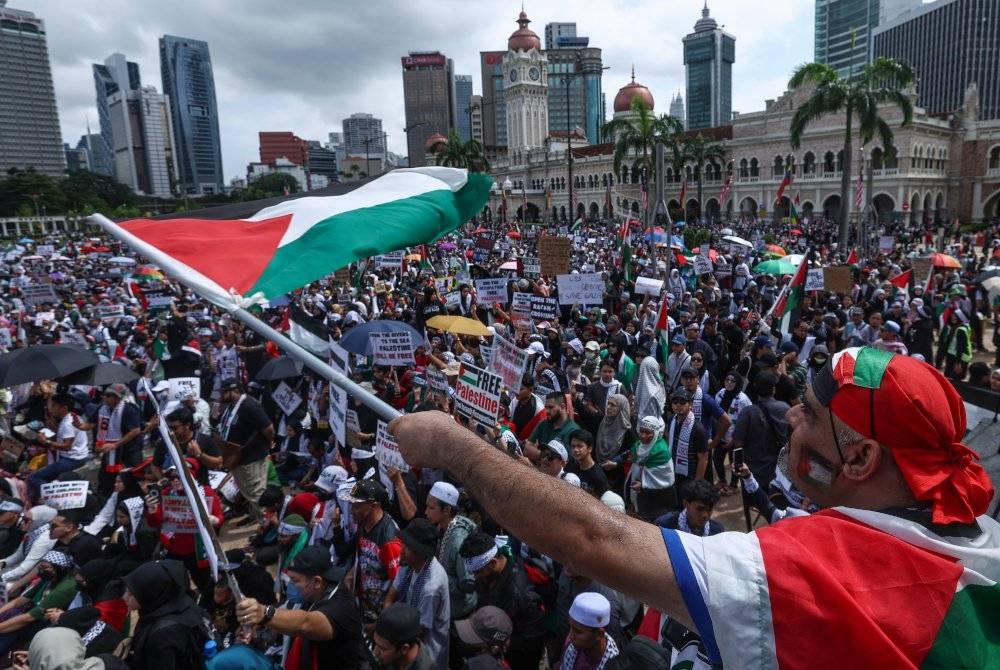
812;347;993;525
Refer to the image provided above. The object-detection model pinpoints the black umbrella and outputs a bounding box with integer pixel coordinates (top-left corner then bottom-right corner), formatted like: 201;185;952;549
60;361;140;386
255;356;304;381
0;345;100;387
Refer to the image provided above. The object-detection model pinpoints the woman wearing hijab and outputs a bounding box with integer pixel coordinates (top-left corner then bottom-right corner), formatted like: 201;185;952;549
713;370;752;495
106;496;150;568
23;627;108;670
57;604;126;657
75;558;128;631
0;504;57;588
667;269;685;303
122;559;210;670
86;469;145;538
632;357;665;422
0;549;78;655
627;415;676;521
595;394;635;495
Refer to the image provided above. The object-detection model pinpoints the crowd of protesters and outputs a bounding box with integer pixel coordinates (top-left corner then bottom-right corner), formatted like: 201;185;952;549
0;208;997;669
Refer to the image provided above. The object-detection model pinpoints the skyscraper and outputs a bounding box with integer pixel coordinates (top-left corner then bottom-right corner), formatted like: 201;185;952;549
814;0;923;77
670;91;686;128
683;3;735;129
93;53;141;178
470;94;484;144
874;0;1000;122
479;50;508;150
401;51;455;167
544;22;576;50
342;113;385;157
454;75;474;141
107;86;179;198
546;43;604;144
259;132;309;167
159;35;224;195
0;1;65;177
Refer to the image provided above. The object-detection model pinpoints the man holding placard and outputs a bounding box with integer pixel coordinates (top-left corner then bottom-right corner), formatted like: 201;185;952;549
27;393;90;500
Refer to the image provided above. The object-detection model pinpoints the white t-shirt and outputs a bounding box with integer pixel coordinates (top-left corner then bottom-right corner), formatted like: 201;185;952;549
57;413;90;461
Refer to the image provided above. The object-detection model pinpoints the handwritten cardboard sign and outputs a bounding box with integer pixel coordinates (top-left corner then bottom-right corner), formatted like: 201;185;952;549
556;273;604;305
39;480;89;510
538;236;571;276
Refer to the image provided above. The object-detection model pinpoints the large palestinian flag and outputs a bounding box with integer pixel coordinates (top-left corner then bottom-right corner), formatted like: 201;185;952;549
662;508;1000;668
91;167;491;308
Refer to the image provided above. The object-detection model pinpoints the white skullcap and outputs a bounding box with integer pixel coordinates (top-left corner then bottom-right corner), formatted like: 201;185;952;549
569;592;611;628
429;481;460;507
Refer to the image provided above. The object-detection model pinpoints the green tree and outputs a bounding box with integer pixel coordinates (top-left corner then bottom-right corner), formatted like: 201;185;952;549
682;133;727;222
61;169;136;213
788;56;915;244
0;168;64;217
242;172;300;200
432;129;490;172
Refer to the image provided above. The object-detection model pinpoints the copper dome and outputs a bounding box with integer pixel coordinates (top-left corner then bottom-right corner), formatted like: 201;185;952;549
613;68;654;113
425;132;447;151
508;11;541;52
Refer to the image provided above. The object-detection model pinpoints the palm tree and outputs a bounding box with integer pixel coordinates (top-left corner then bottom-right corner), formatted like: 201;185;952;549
788;56;915;245
431;129;490;172
682;133;727;223
601;97;684;190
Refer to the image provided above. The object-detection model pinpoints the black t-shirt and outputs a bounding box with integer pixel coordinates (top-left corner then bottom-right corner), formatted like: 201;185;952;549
312;587;364;669
62;531;103;567
565;461;609;497
153;433;220;472
222;396;272;463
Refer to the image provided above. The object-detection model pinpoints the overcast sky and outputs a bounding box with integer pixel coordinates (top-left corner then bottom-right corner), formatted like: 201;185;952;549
20;0;817;182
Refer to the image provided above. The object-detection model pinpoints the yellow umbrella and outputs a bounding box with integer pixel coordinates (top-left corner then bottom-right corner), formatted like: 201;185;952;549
404;253;422;261
425;315;491;337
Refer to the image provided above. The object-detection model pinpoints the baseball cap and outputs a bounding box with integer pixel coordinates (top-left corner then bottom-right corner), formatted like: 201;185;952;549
543;439;568;461
429;481;460;507
455;606;513;647
882;320;901;334
286;545;347;583
569;592;611;629
103;383;127;398
527;341;550;358
218;378;242;393
813;348;992;524
375;603;421;644
754;335;773;348
341;478;388;505
314;465;349;494
584;340;601;352
670;334;686;345
779;341;800;354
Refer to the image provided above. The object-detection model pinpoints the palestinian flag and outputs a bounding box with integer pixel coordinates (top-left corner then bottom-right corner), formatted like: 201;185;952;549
283;303;330;357
846;248;859;265
616;353;637;388
662;508;1000;668
91;168;491;308
570;217;583;232
889;269;912;290
772;254;809;317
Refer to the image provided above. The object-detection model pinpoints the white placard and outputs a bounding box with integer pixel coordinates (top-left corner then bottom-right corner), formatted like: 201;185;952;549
474;278;508;304
523;257;540;276
96;304;125;321
692;255;713;275
556;273;604;305
36;244;54;256
33;311;55;327
370;331;416;366
480;344;493;368
454;363;503;426
161;496;197;535
375;420;409;472
167;377;201;402
272;381;303;416
22;283;58;306
444;291;461;309
426;367;450;393
374;252;404;269
634;276;664;296
805;268;825;292
328;382;347;447
488;332;529;390
39;480;89;510
511;292;532;318
879;235;894;253
346;409;360;433
328;340;350;376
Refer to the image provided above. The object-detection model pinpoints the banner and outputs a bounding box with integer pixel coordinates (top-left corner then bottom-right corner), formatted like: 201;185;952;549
22;283;58;306
454;363;503;427
488;332;529;389
530;296;559;320
522;257;540;277
272;381;303;416
474;278;508;304
162;496;198;535
370;331;415;366
167;377;201;402
374;252;404;269
634;276;663;296
511;293;532;319
39;480;88;510
692;255;713;275
556;273;604;305
144;288;174;314
805;268;825;292
538;236;572;276
375;420;409;472
328;341;349;447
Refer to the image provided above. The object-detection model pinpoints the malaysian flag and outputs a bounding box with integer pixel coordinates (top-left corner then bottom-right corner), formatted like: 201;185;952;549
775;170;793;204
854;166;865;210
640;177;649;214
678;178;687;207
719;176;732;206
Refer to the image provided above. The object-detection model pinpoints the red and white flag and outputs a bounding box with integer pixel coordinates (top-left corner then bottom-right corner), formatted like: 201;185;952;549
854;167;865;209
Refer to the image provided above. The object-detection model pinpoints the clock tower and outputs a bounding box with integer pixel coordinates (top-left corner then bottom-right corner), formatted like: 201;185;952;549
503;10;548;152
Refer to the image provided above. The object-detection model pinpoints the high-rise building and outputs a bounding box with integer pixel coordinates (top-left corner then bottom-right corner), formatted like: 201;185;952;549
64;142;90;172
670;91;686;128
546;42;604;144
503;11;549;152
93;53;141;178
0;1;65;177
544;22;576;50
470;94;484;144
343;113;385;157
107;86;179;198
159;35;224;195
306;140;338;180
480;50;507;150
75;134;101;171
683;3;735;129
874;0;1000;122
259;131;309;166
454;75;474;141
401;51;455;167
814;0;923;77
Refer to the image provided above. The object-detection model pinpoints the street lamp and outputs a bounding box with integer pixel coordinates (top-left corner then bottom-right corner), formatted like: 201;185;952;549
403;122;429;166
363;132;387;178
502;177;513;223
558;55;609;224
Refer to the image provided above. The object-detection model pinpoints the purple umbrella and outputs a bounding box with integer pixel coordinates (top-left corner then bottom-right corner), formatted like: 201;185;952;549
438;242;457;251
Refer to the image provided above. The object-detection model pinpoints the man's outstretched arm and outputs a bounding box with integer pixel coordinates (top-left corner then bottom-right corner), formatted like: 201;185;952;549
389;410;693;630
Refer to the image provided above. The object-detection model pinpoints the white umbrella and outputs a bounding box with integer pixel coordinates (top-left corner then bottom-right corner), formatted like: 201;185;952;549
785;254;805;265
108;256;136;265
499;260;518;270
721;228;734;236
723;234;753;249
982;276;1000;302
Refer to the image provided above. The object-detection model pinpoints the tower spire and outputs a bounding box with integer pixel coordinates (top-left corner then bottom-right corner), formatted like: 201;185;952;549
631;64;635;83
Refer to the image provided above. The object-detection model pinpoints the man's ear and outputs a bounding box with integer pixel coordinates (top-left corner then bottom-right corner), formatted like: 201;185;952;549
840;438;882;482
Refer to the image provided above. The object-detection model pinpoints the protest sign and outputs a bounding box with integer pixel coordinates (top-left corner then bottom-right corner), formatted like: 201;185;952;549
143;288;173;314
538;236;572;276
346;409;360;433
488;332;529;389
878;236;895;253
556;273;604;305
634;276;663;296
806;268;825;292
375;421;409;472
475;278;508;304
370;331;415;366
480;344;493;368
39;480;88;510
530;296;559;320
426;367;450;394
36;244;54;256
374;252;404;269
522;257;540;277
454;363;503;427
33;311;55;327
22;283;58;306
333;266;351;284
272;381;303;416
444;291;461;309
329;340;350;376
823;266;854;294
59;331;87;348
162;496;198;535
692;255;713;275
96;304;126;321
0;328;11;348
328;382;347;447
434;277;450;293
910;257;933;282
167;377;201;402
511;293;532;318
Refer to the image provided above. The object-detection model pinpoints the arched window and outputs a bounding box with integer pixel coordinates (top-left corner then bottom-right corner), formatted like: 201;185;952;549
823;151;835;173
989;146;1000;170
666;167;674;183
836;150;844;172
803;151;816;174
739;158;748;179
773;155;784;178
749;158;759;178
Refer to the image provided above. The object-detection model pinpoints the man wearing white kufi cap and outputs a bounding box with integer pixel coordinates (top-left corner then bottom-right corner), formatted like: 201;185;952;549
560;592;619;669
424;481;477;619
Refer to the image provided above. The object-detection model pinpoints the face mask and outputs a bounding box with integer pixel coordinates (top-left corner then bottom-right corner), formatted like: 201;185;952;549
39;569;56;581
